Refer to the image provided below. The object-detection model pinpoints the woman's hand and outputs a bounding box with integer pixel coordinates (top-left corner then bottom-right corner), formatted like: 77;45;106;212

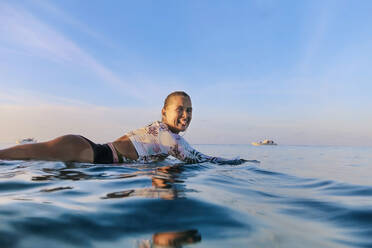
241;159;260;163
217;158;260;165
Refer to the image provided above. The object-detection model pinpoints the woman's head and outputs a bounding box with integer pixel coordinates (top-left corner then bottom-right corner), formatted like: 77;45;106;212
162;91;192;134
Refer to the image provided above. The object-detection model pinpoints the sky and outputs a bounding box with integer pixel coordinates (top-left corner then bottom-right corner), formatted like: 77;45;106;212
1;0;372;146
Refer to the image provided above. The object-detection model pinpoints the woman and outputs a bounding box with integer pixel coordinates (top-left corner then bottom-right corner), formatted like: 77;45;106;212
0;91;255;165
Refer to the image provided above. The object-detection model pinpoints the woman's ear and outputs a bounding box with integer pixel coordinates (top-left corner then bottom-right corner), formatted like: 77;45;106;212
162;108;166;117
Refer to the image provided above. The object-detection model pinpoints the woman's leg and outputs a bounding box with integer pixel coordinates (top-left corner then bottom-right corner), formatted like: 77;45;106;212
0;135;94;163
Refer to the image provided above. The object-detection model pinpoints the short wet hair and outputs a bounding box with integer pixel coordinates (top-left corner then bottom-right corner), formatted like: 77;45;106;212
163;91;191;109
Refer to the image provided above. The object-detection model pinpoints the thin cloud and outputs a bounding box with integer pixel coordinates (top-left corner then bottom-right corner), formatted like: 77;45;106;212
296;1;340;74
31;0;116;49
0;2;141;99
0;88;94;107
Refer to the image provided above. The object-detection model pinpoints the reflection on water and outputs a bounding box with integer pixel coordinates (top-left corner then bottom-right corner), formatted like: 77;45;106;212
137;229;201;248
1;145;372;247
104;164;186;200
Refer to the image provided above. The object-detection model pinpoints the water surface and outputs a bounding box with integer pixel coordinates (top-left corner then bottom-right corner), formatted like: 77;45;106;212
0;144;371;247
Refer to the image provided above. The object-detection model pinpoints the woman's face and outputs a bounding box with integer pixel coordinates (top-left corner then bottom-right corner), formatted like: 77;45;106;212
162;95;192;134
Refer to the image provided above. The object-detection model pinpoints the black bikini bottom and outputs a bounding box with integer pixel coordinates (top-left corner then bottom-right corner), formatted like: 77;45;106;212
80;136;114;164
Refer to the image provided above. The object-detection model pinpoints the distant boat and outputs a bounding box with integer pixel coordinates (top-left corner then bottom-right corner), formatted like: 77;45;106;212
251;139;277;146
16;138;37;144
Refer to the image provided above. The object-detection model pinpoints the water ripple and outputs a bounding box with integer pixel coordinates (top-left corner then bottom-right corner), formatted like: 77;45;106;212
0;145;371;247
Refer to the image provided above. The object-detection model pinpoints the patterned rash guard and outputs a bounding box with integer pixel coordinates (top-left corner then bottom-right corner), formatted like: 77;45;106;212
126;121;242;164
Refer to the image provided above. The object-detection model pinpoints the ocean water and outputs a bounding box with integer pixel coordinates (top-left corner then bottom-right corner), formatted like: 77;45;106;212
0;144;371;248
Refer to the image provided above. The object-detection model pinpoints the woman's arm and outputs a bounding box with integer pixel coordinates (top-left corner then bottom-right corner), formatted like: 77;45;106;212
169;136;259;165
113;135;139;161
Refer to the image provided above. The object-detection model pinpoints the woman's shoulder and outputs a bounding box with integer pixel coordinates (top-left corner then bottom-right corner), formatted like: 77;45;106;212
149;121;170;132
139;121;173;137
152;121;184;139
145;121;188;141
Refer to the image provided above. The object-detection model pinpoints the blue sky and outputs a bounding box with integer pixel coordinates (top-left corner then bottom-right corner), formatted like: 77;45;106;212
1;0;372;145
